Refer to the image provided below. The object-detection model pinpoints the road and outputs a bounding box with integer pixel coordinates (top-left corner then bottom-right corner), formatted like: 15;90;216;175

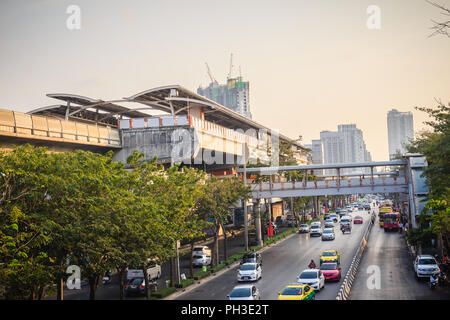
349;216;450;300
176;210;372;300
49;225;291;300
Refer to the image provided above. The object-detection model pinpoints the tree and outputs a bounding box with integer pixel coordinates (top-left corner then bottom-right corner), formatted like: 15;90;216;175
0;145;55;299
407;102;450;252
197;177;250;266
427;0;450;39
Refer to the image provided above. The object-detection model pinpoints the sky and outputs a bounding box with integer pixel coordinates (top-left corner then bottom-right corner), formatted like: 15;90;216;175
1;0;449;161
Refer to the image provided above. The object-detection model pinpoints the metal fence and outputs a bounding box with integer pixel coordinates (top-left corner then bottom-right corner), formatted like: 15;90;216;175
336;212;376;300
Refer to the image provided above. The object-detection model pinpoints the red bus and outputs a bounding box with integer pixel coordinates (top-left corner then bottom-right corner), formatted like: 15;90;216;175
383;212;400;232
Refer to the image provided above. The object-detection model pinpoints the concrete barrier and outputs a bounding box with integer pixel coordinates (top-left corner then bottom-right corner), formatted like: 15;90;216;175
335;212;376;300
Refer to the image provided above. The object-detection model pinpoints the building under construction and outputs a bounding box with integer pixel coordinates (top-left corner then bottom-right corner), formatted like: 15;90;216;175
197;55;251;119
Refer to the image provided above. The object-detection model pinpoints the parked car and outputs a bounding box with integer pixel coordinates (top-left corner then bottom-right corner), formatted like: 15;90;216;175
310;225;323;237
320;262;342;281
354;216;363;224
227;284;260;300
241;252;262;266
125;277;146;296
299;224;310;233
277;283;315;300
321;228;335;241
237;263;262;282
414;255;440;280
297;269;325;291
192;246;212;267
125;259;161;281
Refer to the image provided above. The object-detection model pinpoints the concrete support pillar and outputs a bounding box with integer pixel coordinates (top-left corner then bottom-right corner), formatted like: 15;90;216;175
254;199;263;247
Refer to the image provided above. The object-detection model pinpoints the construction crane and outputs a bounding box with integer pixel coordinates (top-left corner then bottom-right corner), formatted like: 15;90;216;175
205;62;218;85
227;53;233;80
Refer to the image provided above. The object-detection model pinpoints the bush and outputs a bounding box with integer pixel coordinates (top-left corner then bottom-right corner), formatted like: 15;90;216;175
175;278;194;288
193;270;211;280
211;263;226;273
150;287;177;298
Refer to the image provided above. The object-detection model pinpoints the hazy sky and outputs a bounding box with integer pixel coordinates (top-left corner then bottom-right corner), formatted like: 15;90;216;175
1;0;449;161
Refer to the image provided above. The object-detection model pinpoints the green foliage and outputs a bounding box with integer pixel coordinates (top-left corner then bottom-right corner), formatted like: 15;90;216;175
150;286;177;298
174;278;194;288
193;270;211;280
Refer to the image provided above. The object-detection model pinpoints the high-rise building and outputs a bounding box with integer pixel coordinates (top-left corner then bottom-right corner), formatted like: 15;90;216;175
387;109;414;160
197;76;251;118
319;124;372;175
305;139;324;175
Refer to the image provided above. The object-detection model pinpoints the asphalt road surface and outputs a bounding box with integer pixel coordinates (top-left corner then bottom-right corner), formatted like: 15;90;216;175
349;217;450;300
176;210;372;300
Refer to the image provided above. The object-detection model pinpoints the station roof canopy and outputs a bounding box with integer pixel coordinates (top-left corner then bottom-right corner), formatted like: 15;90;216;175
28;93;151;126
27;86;306;149
127;85;305;148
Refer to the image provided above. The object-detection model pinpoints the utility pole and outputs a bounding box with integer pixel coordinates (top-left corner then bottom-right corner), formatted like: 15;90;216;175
243;143;249;251
255;199;263;247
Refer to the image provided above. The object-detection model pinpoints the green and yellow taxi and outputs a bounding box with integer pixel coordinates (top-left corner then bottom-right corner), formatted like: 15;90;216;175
277;283;315;300
320;250;340;265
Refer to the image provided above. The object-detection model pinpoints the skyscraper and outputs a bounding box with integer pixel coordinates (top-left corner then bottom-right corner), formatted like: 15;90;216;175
387;109;414;159
197;76;251;118
320;124;372;174
305;139;324;175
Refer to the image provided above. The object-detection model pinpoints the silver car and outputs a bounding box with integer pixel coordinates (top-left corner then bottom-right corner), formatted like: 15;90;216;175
299;224;310;233
321;228;335;241
227;285;260;300
310;225;323;237
324;219;335;228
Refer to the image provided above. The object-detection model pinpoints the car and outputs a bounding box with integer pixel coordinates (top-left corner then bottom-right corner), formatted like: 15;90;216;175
340;216;352;228
277;283;315;300
286;216;298;227
354;216;363;224
227;285;260;300
324;219;335;228
241;252;262;266
310;224;323;237
192;246;212;267
125;277;146;296
337;209;347;218
126;259;161;281
311;221;321;227
237;263;262;282
414;255;440;280
364;205;371;211
329;214;339;223
321;228;335;241
297;269;325;291
320;262;342;281
298;224;310;233
324;214;331;221
320;250;341;265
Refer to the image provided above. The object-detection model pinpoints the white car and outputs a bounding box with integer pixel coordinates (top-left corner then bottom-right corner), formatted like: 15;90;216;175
321;228;335;241
310;225;323;237
297;269;325;291
237;263;262;282
227;285;260;300
340;216;352;227
192;246;212;267
414;255;440;279
299;224;310;233
126;260;161;281
324;219;335;228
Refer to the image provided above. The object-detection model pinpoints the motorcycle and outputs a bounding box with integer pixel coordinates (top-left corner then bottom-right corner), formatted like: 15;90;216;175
429;272;439;289
102;270;112;285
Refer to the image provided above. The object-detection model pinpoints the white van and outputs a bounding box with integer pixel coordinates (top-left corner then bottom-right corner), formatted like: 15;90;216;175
126;259;161;281
192;246;212;267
